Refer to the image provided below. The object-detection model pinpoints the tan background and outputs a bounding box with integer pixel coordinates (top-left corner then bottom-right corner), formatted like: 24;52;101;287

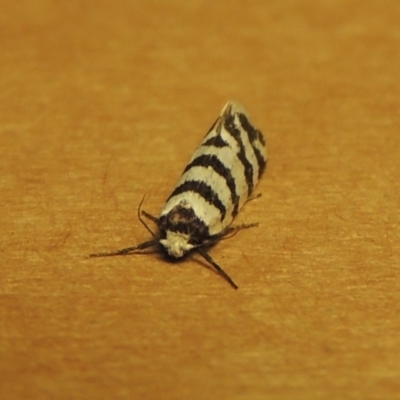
1;1;400;399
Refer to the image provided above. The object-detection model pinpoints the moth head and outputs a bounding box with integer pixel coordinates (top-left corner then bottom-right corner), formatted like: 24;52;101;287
159;231;194;258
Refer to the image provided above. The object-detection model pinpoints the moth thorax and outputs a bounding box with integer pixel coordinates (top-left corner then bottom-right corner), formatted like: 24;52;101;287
159;231;194;258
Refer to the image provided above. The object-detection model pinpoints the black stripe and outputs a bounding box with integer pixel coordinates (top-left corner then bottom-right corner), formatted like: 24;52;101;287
254;149;267;178
238;113;267;177
167;180;227;220
256;128;266;146
224;114;254;195
158;206;210;245
238;113;259;143
202;134;229;148
183;154;240;217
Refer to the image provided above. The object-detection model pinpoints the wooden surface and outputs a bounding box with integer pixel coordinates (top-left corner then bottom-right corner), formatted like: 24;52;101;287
1;1;400;399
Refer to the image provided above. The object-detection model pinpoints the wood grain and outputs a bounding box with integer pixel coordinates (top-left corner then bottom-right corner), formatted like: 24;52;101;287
1;1;399;399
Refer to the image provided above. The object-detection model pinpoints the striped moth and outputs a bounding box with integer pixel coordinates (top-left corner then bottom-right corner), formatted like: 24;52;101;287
91;101;267;289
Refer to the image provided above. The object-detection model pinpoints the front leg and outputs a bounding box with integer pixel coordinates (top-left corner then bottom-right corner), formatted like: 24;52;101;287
199;223;259;247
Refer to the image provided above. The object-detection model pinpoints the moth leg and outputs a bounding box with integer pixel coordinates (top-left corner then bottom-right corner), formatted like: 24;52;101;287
217;223;259;241
90;239;158;258
246;192;262;203
196;248;238;290
196;223;258;248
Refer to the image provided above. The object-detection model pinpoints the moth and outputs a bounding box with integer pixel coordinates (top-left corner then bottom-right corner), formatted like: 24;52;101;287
91;101;267;289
